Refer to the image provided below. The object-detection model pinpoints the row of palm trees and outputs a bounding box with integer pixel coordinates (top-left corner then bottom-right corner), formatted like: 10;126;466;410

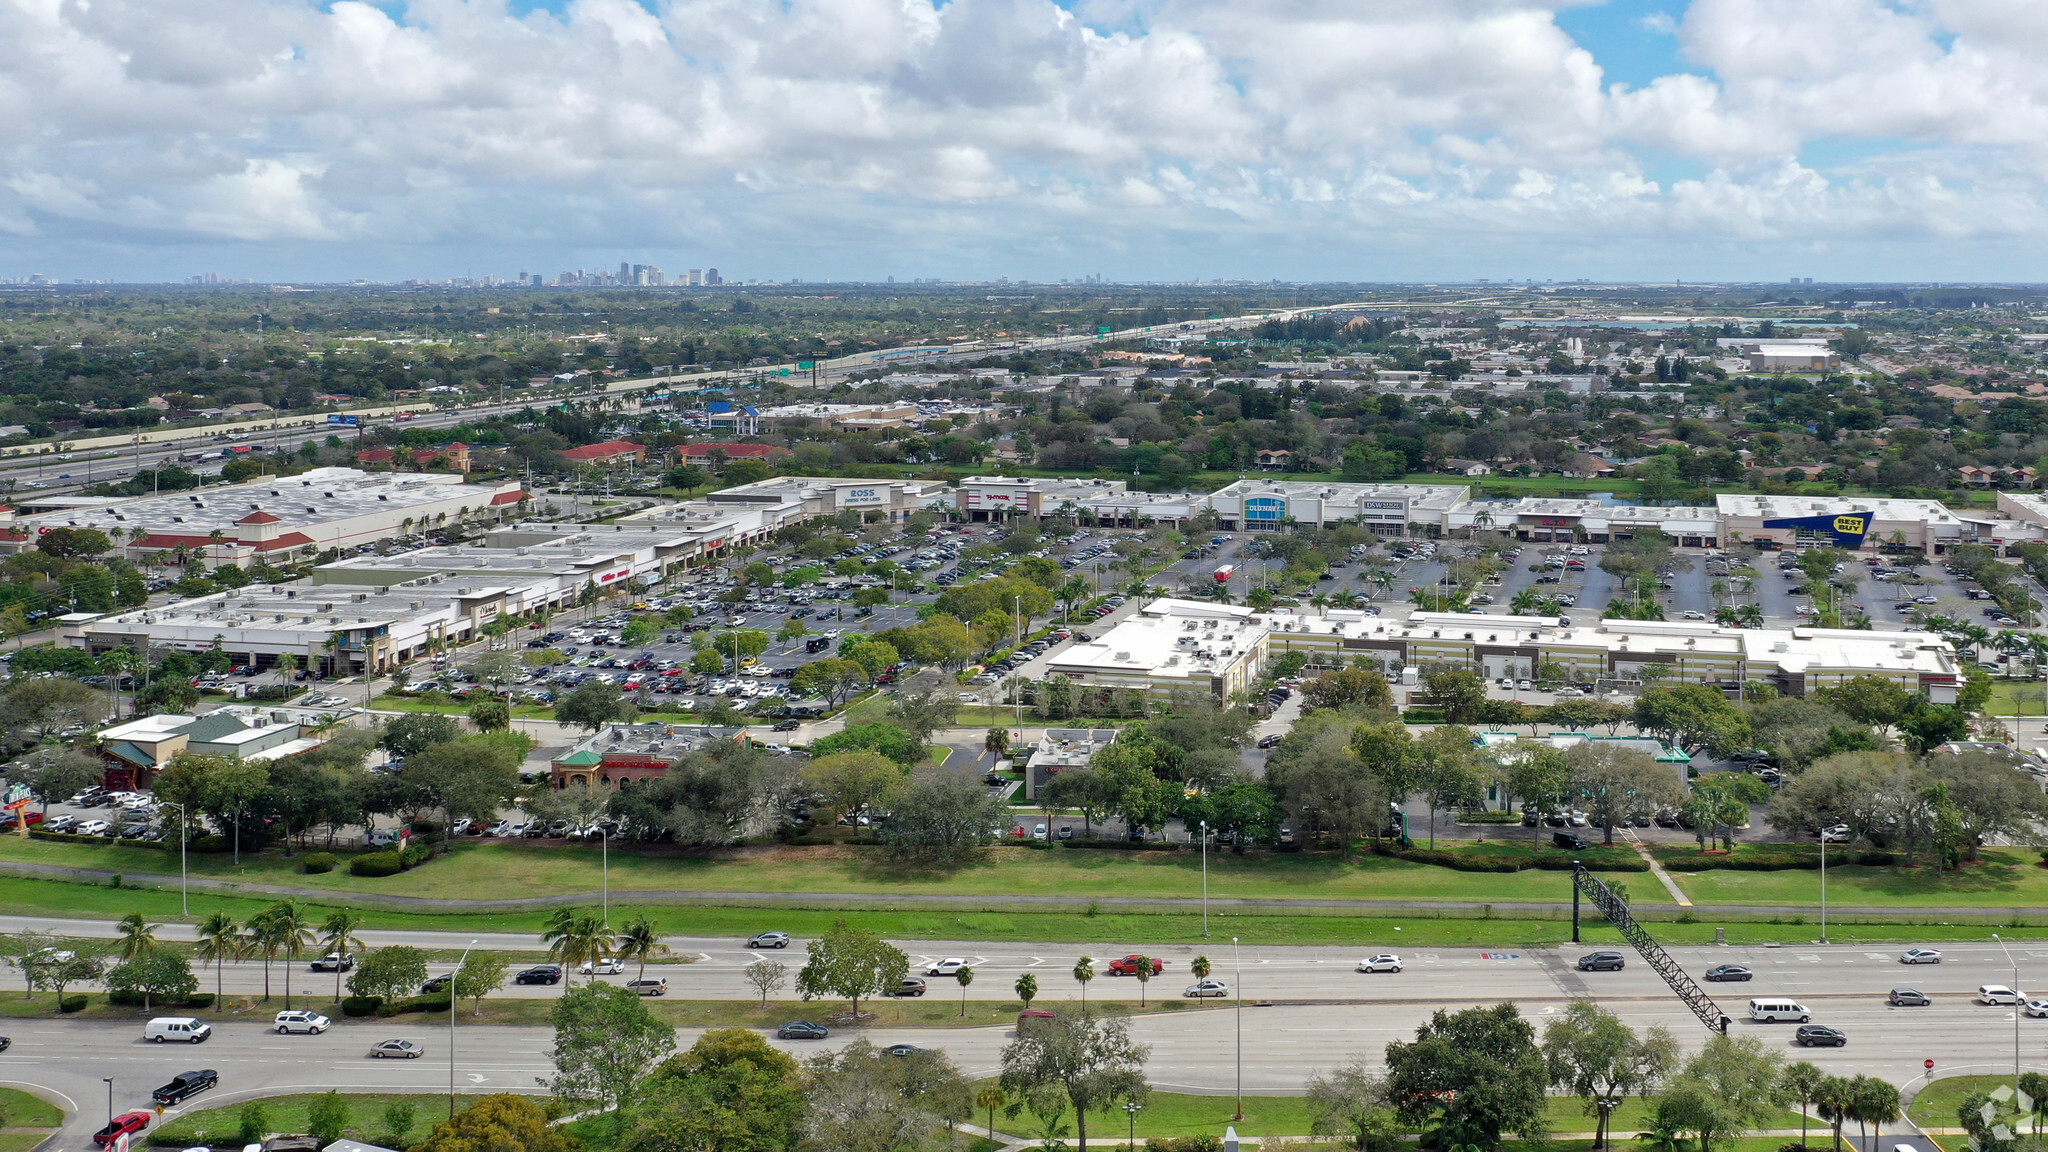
163;903;370;1008
539;909;667;984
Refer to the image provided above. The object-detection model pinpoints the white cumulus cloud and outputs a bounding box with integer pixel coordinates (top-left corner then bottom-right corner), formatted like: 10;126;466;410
0;0;2043;279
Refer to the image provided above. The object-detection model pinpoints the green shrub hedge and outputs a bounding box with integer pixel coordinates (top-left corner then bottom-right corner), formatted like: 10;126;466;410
377;992;451;1016
59;994;87;1013
1401;708;1447;724
398;843;433;868
350;852;404;877
1658;848;1901;872
300;852;339;874
1454;810;1523;824
1373;843;1646;873
190;834;232;854
340;995;382;1017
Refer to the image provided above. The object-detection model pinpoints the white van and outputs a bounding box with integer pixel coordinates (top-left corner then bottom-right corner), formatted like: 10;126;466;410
145;1016;212;1043
1747;998;1811;1023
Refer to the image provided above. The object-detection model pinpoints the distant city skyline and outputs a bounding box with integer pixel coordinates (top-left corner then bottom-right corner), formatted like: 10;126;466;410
4;1;2048;283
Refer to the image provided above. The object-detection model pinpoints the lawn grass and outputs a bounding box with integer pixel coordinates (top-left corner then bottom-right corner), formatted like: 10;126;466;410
1906;1074;2020;1128
0;834;1666;906
150;1092;448;1149
0;1085;64;1128
1667;849;2048;909
1985;681;2048;718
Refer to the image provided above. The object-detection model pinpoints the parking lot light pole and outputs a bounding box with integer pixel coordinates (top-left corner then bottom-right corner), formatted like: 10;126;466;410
1994;933;2021;1088
103;1078;113;1125
1232;936;1242;1121
598;828;609;927
450;938;477;1120
161;800;188;916
1200;819;1209;937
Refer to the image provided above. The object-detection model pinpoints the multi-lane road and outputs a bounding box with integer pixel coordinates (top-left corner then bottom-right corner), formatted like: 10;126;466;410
0;915;2036;1143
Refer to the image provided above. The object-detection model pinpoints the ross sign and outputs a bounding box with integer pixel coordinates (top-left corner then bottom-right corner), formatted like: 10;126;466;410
327;413;360;427
836;486;886;507
1762;511;1873;550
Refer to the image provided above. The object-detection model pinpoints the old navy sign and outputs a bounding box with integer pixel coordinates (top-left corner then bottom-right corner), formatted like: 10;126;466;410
1762;511;1873;549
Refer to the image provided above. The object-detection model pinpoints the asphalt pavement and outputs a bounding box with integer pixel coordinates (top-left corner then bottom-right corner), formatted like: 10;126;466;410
2;915;2032;1145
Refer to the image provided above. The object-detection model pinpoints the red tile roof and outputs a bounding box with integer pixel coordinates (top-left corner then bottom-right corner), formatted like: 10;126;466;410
236;511;282;525
560;439;644;462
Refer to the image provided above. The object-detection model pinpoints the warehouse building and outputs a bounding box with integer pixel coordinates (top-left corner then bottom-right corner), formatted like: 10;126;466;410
1484;498;1721;546
689;476;947;526
955;476;1196;525
0;467;525;566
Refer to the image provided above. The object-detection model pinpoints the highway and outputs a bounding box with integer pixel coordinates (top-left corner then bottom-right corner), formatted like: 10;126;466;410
0;915;2037;1143
0;297;1369;499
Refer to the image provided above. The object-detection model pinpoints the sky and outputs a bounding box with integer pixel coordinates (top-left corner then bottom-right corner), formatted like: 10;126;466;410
4;0;2048;285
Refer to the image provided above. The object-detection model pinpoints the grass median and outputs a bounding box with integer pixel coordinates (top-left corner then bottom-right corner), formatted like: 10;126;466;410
0;1085;63;1152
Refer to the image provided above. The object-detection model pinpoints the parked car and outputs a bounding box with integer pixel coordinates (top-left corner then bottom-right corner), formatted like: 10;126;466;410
273;1010;331;1034
1889;988;1931;1007
748;932;791;949
1577;952;1626;972
1256;734;1283;749
1795;1024;1848;1047
1183;979;1230;998
1703;964;1753;982
370;1039;426;1058
94;1112;152;1146
1107;955;1165;976
514;965;564;985
777;1020;830;1040
150;1069;218;1105
1356;955;1403;973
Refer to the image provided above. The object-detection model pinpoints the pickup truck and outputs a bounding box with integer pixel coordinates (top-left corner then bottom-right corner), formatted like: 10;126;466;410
1106;955;1165;977
94;1113;151;1146
151;1069;218;1105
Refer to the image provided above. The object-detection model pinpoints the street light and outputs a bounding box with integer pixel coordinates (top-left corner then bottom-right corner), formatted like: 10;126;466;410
157;800;190;917
103;1078;113;1126
450;938;478;1119
1124;1100;1143;1148
1232;936;1243;1121
1199;818;1209;938
1994;933;2022;1089
596;827;610;927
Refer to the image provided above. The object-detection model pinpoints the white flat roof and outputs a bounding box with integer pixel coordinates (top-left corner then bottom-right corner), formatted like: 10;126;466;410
1049;599;1267;677
1208;479;1470;510
1716;494;1964;524
20;468;486;537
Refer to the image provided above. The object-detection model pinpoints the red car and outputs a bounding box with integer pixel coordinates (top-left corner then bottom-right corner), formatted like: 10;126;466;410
1106;955;1165;977
94;1112;151;1146
0;811;43;831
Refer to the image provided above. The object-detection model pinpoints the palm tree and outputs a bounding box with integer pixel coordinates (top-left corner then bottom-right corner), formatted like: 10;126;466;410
1781;1061;1825;1151
262;900;316;1008
116;913;160;960
1190;955;1212;981
318;909;367;1003
613;916;668;983
1813;1075;1854;1152
1635;1114;1692;1152
1072;956;1094;1008
195;912;242;1002
1735;603;1764;629
542;909;613;985
246;911;281;1001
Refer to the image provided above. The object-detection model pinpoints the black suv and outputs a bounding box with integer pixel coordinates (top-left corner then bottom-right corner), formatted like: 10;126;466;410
1577;951;1626;972
1552;831;1589;851
1795;1024;1847;1047
151;1069;218;1105
513;965;563;986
